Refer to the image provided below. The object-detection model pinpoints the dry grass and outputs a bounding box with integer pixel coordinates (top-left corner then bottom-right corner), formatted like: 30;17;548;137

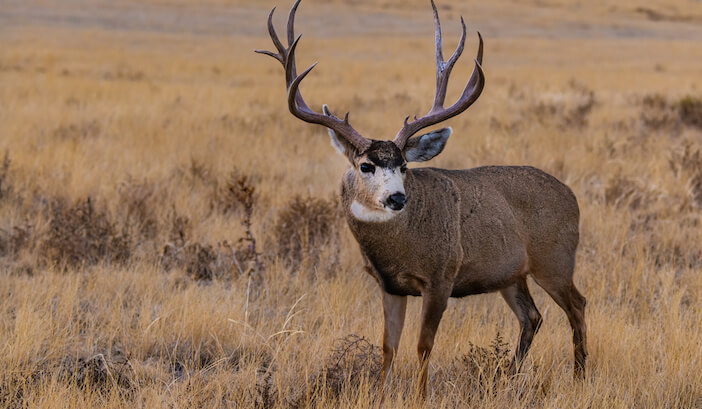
1;0;702;407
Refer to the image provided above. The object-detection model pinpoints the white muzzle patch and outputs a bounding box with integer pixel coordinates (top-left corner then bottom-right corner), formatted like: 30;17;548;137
379;168;405;202
350;200;396;223
350;167;405;223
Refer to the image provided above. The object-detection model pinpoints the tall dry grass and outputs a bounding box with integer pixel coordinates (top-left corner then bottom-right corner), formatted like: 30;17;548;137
1;1;702;407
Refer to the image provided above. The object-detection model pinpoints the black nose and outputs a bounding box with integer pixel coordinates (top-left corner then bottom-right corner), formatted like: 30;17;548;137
386;193;406;211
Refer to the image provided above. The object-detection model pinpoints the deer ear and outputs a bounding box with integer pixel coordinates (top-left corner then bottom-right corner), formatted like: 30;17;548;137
327;128;358;163
327;128;345;154
403;127;451;162
324;105;359;163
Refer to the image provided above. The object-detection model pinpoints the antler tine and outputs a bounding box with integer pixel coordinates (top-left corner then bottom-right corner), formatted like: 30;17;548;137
254;8;284;63
267;7;286;56
393;4;485;150
285;63;369;149
432;14;466;112
476;31;484;65
287;0;302;49
431;0;466;111
287;61;318;120
255;0;371;152
284;34;310;110
432;0;444;65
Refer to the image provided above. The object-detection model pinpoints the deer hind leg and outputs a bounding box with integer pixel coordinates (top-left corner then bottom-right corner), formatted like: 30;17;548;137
500;277;543;374
533;275;587;380
380;291;407;391
416;290;449;399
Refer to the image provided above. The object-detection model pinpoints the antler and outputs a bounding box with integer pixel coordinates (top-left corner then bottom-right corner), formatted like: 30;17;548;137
393;0;485;150
255;0;371;152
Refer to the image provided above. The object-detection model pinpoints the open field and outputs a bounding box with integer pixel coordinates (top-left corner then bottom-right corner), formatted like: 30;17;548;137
1;0;702;407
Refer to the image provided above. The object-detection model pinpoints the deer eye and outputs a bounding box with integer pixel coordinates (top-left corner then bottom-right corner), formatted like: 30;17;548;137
400;164;407;173
360;163;375;173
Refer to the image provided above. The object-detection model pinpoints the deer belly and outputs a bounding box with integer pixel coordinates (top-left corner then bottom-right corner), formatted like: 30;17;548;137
365;241;528;297
451;256;528;297
450;277;517;297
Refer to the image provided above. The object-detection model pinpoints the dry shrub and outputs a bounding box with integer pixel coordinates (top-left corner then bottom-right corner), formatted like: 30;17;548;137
207;170;265;274
182;242;242;281
1;344;136;406
161;215;242;280
640;94;680;132
4;340;262;408
272;335;382;409
523;80;596;129
144;340;247;380
253;364;275;409
0;223;32;261
633;211;702;270
677;96;702;129
690;172;702;209
0;154;37;272
432;332;550;407
182;158;217;189
160;214;190;272
455;332;511;398
322;334;382;398
117;178;160;241
669;140;702;209
181;242;219;281
51;120;101;140
213;170;264;272
58;347;133;393
640;94;702;132
604;175;658;210
0;370;42;409
212;169;254;216
102;65;145;82
649;232;702;269
231;174;263;271
563;81;597;129
41;197;130;268
0;151;11;200
139;340;270;408
269;196;342;272
54;341;257;401
0;380;21;409
669;140;702;176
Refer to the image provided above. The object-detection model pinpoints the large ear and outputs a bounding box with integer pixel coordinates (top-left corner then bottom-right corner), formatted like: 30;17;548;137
327;128;359;163
324;105;359;163
402;127;452;162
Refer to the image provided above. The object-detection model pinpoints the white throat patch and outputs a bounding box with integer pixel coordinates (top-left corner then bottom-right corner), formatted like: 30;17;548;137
350;200;398;223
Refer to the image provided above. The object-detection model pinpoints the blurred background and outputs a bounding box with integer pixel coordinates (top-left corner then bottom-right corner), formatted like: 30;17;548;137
0;0;701;408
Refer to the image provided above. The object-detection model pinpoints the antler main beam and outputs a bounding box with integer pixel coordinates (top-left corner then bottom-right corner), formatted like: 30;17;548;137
393;0;485;150
255;0;371;152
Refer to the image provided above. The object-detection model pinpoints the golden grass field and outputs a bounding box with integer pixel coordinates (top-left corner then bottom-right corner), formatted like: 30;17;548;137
1;0;702;407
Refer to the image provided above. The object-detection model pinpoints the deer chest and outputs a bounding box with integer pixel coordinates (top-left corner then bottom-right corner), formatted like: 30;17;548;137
362;251;425;296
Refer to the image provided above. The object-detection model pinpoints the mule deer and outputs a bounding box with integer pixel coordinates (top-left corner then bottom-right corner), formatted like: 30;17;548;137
256;0;587;398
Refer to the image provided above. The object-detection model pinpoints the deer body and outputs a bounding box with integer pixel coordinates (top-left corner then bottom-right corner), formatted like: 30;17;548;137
257;0;587;399
344;165;579;299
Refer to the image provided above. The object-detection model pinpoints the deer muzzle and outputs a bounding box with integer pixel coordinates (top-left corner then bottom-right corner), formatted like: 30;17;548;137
386;192;407;211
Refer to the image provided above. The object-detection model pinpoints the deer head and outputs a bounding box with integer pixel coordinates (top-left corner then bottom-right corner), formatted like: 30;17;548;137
255;0;484;218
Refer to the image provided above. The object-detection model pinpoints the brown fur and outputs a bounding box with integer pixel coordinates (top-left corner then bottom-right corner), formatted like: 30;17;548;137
341;163;587;397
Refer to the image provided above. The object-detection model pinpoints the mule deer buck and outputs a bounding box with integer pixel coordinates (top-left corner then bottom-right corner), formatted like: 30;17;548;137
257;0;587;398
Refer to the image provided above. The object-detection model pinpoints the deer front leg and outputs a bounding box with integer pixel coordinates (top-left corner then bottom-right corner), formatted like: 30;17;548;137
416;289;449;399
380;291;407;399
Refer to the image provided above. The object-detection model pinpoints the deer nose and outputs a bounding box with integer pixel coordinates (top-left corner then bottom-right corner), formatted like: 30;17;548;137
386;193;406;211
